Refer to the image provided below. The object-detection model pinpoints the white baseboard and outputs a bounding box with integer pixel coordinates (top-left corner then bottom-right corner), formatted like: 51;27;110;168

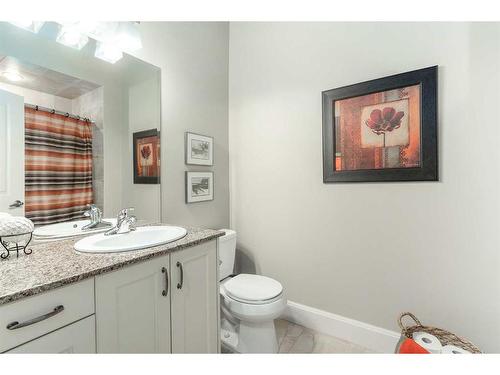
281;301;401;353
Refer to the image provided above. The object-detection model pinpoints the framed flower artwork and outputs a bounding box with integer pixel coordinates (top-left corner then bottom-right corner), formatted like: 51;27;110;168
133;129;160;184
322;66;438;183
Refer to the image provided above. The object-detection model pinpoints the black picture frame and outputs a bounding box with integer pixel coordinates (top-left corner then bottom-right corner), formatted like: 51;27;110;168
322;66;438;183
133;129;160;184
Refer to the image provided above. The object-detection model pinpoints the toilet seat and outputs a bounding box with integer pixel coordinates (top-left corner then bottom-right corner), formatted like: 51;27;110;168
220;285;286;323
222;274;283;305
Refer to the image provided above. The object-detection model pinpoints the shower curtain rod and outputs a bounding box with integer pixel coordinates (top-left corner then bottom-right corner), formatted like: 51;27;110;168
25;103;95;124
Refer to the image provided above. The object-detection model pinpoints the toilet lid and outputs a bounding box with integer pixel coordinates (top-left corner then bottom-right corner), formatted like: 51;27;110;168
223;274;283;303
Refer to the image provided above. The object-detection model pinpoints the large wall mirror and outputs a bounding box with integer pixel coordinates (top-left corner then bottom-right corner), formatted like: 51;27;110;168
0;22;161;231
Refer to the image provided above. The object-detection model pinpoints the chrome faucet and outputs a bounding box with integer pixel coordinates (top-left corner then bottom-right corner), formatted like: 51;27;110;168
82;204;103;230
105;208;137;236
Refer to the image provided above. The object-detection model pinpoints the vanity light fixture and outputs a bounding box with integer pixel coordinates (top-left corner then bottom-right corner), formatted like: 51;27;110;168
8;21;45;33
84;22;120;43
9;21;141;64
75;21;101;35
56;24;89;50
1;70;24;82
115;22;142;52
94;41;123;64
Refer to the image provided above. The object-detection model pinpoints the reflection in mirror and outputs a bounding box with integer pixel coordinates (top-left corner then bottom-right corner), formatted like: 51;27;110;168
0;22;161;239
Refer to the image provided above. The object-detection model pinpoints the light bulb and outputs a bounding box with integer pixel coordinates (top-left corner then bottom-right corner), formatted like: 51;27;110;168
115;22;142;52
56;25;89;50
86;22;119;43
94;41;123;64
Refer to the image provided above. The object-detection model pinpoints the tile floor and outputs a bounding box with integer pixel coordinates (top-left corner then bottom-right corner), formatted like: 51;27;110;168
222;319;374;354
275;319;374;353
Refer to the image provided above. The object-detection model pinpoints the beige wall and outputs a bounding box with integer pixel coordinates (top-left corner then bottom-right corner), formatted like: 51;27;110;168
0;82;72;112
229;22;500;352
72;87;105;212
123;78;161;222
133;22;230;229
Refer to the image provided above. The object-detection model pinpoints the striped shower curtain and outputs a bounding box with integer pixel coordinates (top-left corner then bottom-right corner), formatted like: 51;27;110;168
24;107;93;225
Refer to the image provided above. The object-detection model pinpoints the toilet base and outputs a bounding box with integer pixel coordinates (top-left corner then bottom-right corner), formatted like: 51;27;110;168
237;320;278;353
220;319;239;352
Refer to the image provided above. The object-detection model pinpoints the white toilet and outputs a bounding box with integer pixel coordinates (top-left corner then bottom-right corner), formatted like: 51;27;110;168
218;229;286;353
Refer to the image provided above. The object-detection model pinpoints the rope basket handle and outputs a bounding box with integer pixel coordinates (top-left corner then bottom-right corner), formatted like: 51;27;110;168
398;312;422;332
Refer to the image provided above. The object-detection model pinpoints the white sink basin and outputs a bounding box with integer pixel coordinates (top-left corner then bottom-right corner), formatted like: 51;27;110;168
34;219;117;240
74;226;187;253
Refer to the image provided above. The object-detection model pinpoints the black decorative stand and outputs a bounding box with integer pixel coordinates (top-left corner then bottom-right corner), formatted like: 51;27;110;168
0;232;33;260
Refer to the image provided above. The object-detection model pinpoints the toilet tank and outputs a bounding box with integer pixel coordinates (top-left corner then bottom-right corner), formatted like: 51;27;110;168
218;229;236;280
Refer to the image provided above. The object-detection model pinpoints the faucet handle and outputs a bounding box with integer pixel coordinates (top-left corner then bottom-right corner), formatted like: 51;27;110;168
105;208;137;236
85;204;101;214
84;204;94;216
116;215;137;234
128;215;137;231
118;207;135;217
116;207;135;226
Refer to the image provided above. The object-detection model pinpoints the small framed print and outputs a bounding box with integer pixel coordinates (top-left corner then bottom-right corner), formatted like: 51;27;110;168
185;132;213;166
322;66;438;183
185;171;214;203
133;129;160;184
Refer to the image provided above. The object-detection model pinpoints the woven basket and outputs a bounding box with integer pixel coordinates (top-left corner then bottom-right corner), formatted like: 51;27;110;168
398;312;481;354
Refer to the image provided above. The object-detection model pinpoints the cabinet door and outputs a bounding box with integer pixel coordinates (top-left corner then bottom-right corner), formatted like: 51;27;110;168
7;316;96;353
95;256;171;353
170;241;219;353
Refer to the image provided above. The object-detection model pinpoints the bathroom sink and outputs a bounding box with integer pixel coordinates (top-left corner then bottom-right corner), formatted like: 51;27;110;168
74;225;187;253
34;219;117;240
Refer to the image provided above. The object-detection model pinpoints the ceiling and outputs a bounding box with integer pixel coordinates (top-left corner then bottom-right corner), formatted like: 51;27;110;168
0;55;100;99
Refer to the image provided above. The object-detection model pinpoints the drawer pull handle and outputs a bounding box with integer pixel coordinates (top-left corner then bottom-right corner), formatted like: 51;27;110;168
162;267;169;296
176;261;184;289
6;305;65;330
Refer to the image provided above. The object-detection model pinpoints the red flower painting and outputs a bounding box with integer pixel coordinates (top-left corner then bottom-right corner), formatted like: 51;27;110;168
326;82;425;176
365;107;405;135
134;129;160;184
141;145;151;160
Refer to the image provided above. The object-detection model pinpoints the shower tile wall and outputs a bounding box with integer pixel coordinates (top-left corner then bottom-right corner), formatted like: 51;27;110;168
72;87;104;211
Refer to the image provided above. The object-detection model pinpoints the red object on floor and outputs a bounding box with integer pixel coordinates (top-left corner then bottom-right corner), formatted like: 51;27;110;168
398;338;430;354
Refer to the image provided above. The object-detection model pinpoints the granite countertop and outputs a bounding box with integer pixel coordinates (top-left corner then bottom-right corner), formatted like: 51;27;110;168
0;225;223;306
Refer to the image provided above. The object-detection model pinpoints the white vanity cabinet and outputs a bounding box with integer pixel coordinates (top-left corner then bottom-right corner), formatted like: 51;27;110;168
95;254;171;353
95;240;219;353
1;239;219;354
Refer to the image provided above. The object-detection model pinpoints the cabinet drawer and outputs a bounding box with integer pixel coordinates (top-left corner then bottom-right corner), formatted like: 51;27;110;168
0;279;94;352
6;315;96;353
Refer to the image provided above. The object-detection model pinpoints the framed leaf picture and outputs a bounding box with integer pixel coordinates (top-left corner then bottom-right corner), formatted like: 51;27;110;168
133;129;160;184
322;66;438;183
